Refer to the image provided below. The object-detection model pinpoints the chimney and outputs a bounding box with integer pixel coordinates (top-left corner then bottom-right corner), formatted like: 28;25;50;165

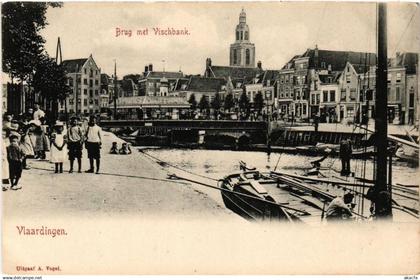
257;61;262;69
149;64;153;72
314;44;319;69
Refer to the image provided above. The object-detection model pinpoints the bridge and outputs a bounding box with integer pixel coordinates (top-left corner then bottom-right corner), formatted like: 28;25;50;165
99;120;269;133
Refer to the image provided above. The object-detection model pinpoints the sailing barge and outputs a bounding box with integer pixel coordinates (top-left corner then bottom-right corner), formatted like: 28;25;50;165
219;169;418;223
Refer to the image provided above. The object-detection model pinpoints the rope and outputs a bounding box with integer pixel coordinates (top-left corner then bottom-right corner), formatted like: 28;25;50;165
139;149;219;181
29;166;189;185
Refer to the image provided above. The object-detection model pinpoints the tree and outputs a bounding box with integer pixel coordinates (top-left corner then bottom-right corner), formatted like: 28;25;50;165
211;93;221;111
198;95;209;112
254;92;264;114
188;93;197;110
32;54;70;121
224;93;234;112
239;91;249;112
2;2;62;81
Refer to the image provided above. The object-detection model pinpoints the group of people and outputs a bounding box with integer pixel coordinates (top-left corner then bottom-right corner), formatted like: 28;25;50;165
2;104;105;191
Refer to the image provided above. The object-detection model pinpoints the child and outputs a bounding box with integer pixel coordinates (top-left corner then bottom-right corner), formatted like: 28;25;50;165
67;117;84;173
110;142;119;154
50;121;67;173
7;133;25;190
119;142;132;154
19;124;35;169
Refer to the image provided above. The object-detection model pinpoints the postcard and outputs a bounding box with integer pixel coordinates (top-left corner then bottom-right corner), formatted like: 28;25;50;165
1;1;419;275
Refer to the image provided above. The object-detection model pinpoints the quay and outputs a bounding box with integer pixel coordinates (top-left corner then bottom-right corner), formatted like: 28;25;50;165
2;132;240;221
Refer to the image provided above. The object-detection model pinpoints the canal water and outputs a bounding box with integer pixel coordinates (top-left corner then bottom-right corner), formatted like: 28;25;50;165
143;148;419;206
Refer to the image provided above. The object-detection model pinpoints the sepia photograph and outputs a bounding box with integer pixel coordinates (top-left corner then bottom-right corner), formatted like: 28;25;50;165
1;1;419;276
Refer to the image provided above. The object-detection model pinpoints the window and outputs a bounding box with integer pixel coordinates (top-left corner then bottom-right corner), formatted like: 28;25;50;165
83;99;87;106
346;74;351;83
347;108;354;117
246;49;250;65
341;89;346;101
94;99;99;105
396;87;400;101
245;31;249;40
236;31;239;40
233;49;238;64
285;75;289;83
350;88;356;100
95;90;98;95
316;94;320;105
89;90;93;97
303;104;307;115
83;79;88;85
90;79;93;87
387;73;391;83
89;99;93;104
68;78;73;86
330;90;335;102
84;89;87;95
90;69;93;77
84;69;87;74
323;90;328;102
69;99;74;105
321;62;326;68
396;73;401;83
95;79;99;85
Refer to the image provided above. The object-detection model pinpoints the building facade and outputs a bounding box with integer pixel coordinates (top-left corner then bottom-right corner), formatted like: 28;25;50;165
61;55;101;115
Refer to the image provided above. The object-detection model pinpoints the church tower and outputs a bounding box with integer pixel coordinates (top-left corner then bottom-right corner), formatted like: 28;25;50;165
229;9;255;68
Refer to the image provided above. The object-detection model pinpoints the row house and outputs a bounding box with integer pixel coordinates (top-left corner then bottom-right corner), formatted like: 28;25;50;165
360;52;418;124
138;64;184;97
61;55;101;115
172;75;226;104
244;70;278;114
277;67;295;117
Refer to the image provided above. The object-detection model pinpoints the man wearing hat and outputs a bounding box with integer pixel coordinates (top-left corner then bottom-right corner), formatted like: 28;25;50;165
67;117;84;173
85;116;102;174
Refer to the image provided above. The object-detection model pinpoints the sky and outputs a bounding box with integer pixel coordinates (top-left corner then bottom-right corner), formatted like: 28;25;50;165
21;2;420;78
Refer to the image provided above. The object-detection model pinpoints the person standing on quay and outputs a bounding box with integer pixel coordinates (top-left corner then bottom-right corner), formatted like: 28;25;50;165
67;117;84;173
85;116;102;174
7;133;25;190
50;121;67;173
339;138;352;176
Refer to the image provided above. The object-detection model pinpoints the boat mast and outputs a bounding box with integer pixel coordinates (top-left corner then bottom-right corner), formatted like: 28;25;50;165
113;60;118;118
373;2;392;218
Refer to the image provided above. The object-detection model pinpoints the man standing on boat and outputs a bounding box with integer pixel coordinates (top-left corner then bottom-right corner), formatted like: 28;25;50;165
339;138;352;176
325;193;354;221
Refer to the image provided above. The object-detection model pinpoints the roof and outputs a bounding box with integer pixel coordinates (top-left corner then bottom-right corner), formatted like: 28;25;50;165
174;78;190;91
61;58;88;73
146;71;184;79
395;52;418;74
318;72;341;84
187;76;226;92
257;70;280;85
115;96;190;108
207;65;263;80
295;49;377;73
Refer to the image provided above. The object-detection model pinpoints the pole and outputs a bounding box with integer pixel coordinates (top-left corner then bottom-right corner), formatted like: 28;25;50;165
374;2;392;218
113;60;118;119
75;66;79;116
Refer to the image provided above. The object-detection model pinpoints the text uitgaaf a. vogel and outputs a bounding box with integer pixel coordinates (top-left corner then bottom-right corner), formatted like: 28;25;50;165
115;27;191;37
